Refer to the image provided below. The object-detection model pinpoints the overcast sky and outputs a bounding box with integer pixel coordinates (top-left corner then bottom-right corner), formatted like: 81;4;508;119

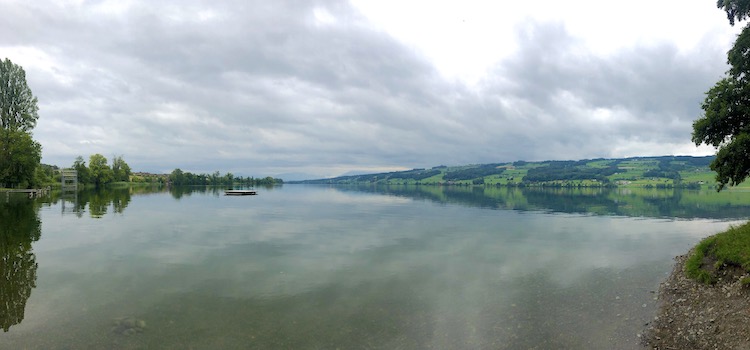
0;0;741;179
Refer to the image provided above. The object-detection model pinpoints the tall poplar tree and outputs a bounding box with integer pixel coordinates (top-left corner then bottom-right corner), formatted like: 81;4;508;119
0;59;38;132
0;58;41;188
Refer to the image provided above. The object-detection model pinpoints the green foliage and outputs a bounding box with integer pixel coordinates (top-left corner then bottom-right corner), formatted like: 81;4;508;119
71;154;133;187
685;243;715;284
169;168;185;186
0;129;42;188
88;154;114;188
0;58;39;132
642;159;684;180
693;4;750;190
389;169;441;181
111;155;131;182
685;221;750;284
33;163;58;185
522;162;617;183
692;77;750;190
0;59;41;188
444;164;505;181
712;132;750;189
717;0;750;26
72;156;91;184
166;168;282;187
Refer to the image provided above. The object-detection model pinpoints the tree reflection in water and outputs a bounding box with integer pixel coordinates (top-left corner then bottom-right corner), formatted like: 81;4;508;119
0;194;41;332
73;187;133;218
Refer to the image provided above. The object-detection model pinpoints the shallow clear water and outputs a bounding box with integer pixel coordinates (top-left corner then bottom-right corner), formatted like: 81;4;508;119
1;185;747;349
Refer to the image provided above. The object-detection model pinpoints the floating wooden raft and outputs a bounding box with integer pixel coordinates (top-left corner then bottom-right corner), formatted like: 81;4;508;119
224;190;258;196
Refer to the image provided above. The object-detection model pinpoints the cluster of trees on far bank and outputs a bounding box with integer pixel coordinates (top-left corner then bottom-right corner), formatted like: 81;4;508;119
72;154;132;187
68;154;282;188
166;168;282;187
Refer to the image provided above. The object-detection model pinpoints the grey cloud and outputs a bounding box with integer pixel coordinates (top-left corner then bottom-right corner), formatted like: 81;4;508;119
0;1;729;177
469;21;728;161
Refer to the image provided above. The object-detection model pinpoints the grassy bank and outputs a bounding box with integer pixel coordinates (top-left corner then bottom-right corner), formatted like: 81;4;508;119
686;221;750;284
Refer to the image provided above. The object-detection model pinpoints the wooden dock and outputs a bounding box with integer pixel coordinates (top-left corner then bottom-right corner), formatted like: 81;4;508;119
2;187;51;200
224;190;258;196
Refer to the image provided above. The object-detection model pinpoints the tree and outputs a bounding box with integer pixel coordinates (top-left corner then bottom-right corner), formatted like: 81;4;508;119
72;156;91;184
0;130;41;188
111;155;131;182
0;59;38;132
88;154;113;187
169;168;185;186
0;59;41;188
692;1;750;190
33;164;58;186
718;0;750;25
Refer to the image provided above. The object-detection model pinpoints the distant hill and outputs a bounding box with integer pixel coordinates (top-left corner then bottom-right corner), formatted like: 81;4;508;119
290;156;723;189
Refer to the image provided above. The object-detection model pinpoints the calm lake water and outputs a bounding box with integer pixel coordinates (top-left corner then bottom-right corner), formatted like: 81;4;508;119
2;185;749;349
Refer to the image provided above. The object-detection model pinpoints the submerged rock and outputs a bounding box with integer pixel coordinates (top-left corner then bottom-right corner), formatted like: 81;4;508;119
111;316;146;336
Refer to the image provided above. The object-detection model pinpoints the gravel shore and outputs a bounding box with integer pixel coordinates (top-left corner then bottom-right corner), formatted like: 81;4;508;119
644;253;750;349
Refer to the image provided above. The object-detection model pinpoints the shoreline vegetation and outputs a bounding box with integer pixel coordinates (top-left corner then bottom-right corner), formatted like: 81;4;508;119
6;154;736;192
2;153;283;191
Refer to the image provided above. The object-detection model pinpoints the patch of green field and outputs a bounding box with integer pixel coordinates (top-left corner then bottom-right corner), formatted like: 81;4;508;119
485;167;527;185
680;170;715;184
608;168;645;182
618;160;653;167
420;173;445;183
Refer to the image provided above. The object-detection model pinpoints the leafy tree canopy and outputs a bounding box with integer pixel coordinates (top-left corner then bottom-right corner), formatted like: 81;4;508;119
693;1;750;190
88;154;113;188
111;155;131;182
718;0;750;25
0;129;41;188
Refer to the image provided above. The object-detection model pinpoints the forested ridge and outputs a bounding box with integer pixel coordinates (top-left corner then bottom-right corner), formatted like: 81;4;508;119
293;156;721;189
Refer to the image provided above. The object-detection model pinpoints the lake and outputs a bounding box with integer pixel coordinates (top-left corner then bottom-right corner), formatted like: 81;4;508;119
1;185;748;349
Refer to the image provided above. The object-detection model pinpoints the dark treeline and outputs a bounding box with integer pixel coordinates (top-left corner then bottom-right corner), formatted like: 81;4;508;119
167;168;282;187
64;154;282;188
444;164;505;181
522;162;619;183
72;154;131;187
643;159;683;181
388;169;441;181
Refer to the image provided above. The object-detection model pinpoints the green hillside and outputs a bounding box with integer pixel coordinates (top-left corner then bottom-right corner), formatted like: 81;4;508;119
293;156;743;190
